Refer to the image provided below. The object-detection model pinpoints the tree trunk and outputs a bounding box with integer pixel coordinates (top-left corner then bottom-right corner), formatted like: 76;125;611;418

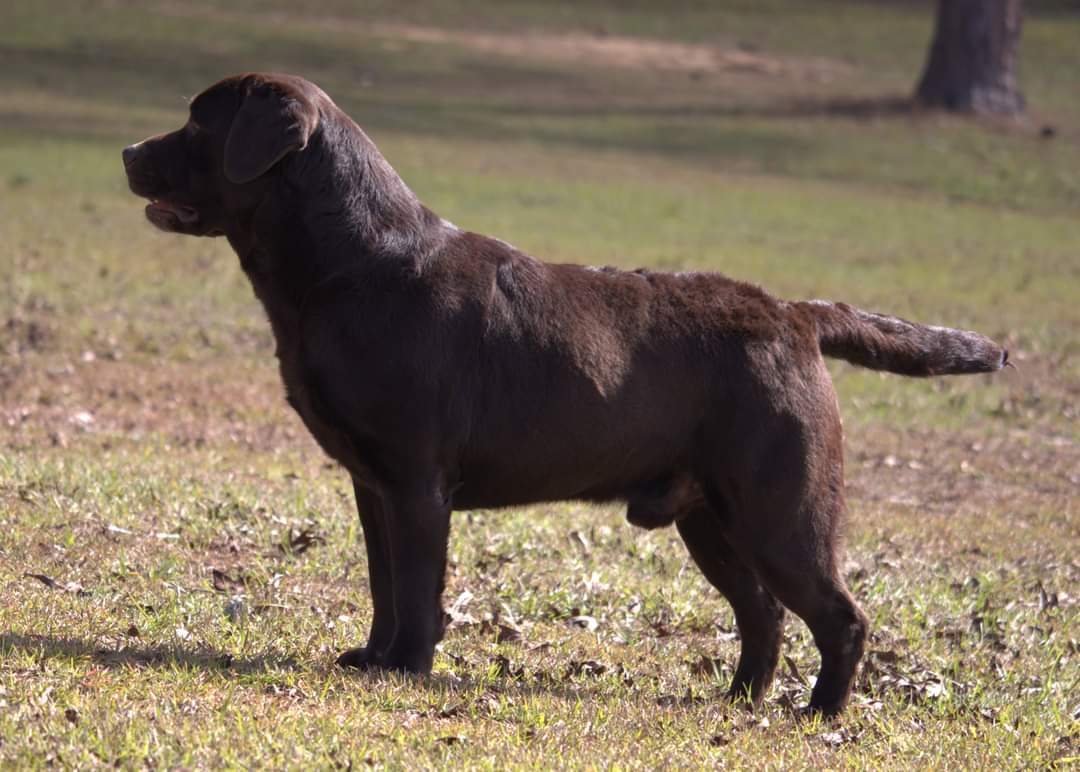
916;0;1025;115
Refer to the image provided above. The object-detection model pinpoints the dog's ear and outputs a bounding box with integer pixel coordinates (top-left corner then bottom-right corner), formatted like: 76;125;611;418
224;80;319;184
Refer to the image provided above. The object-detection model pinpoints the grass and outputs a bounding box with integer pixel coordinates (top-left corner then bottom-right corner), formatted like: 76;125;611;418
1;0;1078;767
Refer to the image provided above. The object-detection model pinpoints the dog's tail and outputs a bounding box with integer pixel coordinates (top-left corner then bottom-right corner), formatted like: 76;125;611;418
796;300;1007;376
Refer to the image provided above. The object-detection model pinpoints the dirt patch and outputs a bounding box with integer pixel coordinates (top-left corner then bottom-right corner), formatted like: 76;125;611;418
370;22;849;82
150;4;849;83
0;353;311;454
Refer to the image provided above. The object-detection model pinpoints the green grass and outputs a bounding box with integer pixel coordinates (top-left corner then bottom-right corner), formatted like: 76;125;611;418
1;0;1078;767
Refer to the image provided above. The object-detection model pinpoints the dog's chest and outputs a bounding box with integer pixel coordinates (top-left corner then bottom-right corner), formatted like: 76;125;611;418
275;344;355;467
245;274;357;469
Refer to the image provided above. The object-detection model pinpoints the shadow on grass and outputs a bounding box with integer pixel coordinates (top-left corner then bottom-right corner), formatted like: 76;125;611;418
697;95;917;120
1;632;715;706
0;632;302;675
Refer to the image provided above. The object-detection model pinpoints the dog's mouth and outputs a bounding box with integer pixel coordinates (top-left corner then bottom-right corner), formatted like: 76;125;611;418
145;198;200;230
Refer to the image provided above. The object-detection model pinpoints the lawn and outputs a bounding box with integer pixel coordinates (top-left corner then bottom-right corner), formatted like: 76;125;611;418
1;0;1077;767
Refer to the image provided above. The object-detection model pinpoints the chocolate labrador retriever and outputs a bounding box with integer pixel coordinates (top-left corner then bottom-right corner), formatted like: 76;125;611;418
123;73;1006;717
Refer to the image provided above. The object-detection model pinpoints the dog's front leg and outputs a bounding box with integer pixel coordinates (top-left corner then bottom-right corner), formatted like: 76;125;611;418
379;480;452;675
337;479;396;670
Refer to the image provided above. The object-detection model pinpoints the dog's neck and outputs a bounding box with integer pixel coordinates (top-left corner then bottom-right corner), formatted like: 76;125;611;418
290;112;443;262
235;114;443;273
225;110;448;355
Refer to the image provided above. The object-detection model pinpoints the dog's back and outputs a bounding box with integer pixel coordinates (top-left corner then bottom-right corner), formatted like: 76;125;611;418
433;232;821;509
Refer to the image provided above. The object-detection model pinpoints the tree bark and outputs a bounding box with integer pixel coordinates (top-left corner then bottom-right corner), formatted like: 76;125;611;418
916;0;1025;115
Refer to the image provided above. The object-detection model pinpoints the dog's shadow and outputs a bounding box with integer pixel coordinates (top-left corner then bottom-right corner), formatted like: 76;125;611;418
0;632;630;703
0;632;302;676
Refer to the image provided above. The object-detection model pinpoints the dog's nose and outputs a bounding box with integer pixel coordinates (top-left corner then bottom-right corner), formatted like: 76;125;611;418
122;143;140;168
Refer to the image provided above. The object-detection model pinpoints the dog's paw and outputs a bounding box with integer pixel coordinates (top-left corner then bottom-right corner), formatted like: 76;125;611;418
336;646;380;670
794;704;843;724
379;646;435;675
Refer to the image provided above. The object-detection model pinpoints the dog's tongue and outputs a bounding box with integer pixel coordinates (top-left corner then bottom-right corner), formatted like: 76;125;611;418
152;200;199;224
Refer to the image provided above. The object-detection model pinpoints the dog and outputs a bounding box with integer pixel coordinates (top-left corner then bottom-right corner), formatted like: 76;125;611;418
123;73;1006;717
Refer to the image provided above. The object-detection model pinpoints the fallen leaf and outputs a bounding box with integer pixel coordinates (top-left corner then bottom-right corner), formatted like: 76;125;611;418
70;410;94;428
566;659;606;678
568;615;598;632
23;573;90;597
568;530;591;555
656;689;703;708
924;680;946;699
24;572;59;590
651;620;674;637
690;655;728;679
784;655;807;685
64;578;90;596
480;620;522;643
437;703;464;719
870;649;901;664
224;598;248;623
445;590;477;629
211;569;247;594
1037;582;1059;611
490;654;525;680
817;730;850;746
280;528;325;555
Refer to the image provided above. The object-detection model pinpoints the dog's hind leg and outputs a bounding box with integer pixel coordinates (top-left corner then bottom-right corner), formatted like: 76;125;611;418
676;505;785;708
712;353;868;717
734;482;868;717
750;533;867;718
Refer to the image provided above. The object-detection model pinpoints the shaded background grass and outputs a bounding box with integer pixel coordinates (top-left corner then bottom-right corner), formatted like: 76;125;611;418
1;0;1077;767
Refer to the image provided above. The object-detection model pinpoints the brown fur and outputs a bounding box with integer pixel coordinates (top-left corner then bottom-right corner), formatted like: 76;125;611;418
122;73;1006;718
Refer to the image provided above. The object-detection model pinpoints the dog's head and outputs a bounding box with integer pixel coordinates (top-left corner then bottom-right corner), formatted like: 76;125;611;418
122;73;322;237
